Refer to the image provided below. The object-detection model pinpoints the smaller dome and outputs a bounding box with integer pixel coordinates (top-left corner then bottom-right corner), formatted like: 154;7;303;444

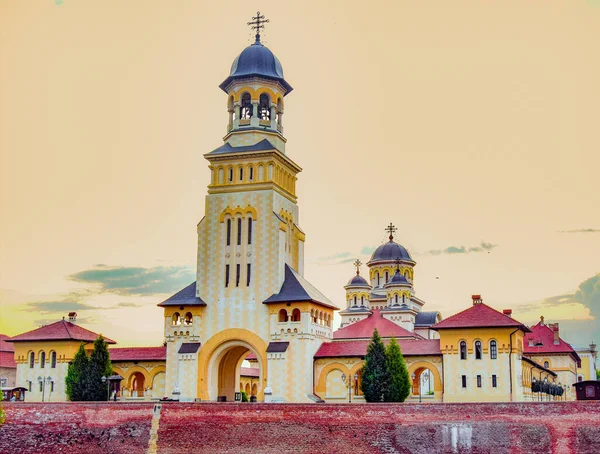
347;274;369;287
369;240;412;263
385;271;409;287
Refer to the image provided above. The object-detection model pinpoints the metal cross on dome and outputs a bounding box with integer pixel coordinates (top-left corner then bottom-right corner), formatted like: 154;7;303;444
385;222;397;241
248;11;269;42
353;259;362;275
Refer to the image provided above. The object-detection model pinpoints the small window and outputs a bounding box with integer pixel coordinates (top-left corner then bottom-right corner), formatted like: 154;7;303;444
248;218;253;245
279;309;288;323
385;271;389;283
402;294;406;304
237;218;242;245
395;294;398;305
29;352;35;369
291;308;301;322
236;264;241;287
51;351;57;368
490;340;497;360
246;263;251;286
544;361;549;369
39;381;43;392
28;381;32;392
354;296;357;306
226;219;232;246
50;381;55;392
40;351;46;368
460;341;467;360
249;167;254;181
461;375;467;388
477;375;482;388
225;264;230;287
184;312;193;325
492;375;497;388
376;271;380;287
172;312;181;326
228;168;234;182
239;167;244;181
360;296;364;305
475;341;482;360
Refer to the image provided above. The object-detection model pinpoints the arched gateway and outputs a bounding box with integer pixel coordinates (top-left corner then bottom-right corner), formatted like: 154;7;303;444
157;16;336;403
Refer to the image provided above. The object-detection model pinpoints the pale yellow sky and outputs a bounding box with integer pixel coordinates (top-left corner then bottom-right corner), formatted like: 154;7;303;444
0;0;598;347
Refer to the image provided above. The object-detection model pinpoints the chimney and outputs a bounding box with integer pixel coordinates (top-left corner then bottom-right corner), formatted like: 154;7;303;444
68;312;77;324
472;295;482;305
552;323;559;345
503;309;512;317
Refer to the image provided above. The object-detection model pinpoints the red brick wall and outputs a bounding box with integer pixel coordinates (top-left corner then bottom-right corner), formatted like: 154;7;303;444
1;401;599;453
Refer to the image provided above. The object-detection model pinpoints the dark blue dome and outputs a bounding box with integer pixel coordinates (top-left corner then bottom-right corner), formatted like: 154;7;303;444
346;274;369;287
369;240;413;263
219;41;293;94
386;271;409;286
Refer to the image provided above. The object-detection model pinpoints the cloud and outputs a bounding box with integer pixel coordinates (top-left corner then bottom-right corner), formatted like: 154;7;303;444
68;265;195;296
558;229;600;234
23;301;95;314
428;241;497;256
360;246;379;255
318;252;351;262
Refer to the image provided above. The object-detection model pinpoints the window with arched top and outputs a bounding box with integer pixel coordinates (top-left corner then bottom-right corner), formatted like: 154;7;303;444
460;341;467;360
40;351;46;368
228;168;234;182
226;219;232;246
249;165;254;182
402;294;406;304
376;271;380;287
184;312;193;325
278;309;288;323
259;93;270;120
51;351;57;368
239;167;244;181
237;218;242;245
172;312;181;326
544;361;549;369
354;296;357;306
29;351;35;368
248;218;253;245
218;168;224;184
475;341;482;360
490;340;497;359
291;308;301;322
395;294;398;305
361;296;364;305
240;93;252;119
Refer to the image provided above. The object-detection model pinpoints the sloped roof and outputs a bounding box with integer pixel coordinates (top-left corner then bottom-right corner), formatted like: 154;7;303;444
245;352;257;361
0;335;14;352
206;139;276;156
415;311;440;327
315;339;441;358
178;343;201;354
266;342;289;353
0;352;16;369
109;346;166;362
7;320;116;344
333;310;422;340
158;282;206;307
524;322;580;361
264;264;337;309
240;367;260;378
432;303;529;331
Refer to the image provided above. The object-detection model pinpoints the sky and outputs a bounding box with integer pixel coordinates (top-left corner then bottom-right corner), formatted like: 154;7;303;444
0;0;599;352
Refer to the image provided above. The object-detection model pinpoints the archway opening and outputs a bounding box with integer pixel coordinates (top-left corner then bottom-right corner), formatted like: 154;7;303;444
411;367;434;398
208;341;262;402
130;371;145;397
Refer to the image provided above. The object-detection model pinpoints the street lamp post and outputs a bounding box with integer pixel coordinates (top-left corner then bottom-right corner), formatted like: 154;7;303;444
37;376;53;402
411;372;421;403
544;377;548;402
341;372;358;403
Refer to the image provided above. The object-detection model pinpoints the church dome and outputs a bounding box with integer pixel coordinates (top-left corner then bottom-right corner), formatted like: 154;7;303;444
346;274;369;287
219;40;293;93
369;240;413;263
385;271;409;287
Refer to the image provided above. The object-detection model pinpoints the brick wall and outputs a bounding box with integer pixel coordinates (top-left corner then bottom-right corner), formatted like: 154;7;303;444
1;401;599;453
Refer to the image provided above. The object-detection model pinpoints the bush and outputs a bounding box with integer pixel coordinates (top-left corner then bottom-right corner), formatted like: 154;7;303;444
241;391;249;402
360;329;389;402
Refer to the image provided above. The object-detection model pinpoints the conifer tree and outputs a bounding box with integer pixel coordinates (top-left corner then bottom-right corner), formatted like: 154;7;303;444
383;337;411;402
87;335;113;401
360;328;389;402
66;343;89;401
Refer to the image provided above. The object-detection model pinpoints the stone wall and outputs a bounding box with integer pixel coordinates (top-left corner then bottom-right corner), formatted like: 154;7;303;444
1;401;599;453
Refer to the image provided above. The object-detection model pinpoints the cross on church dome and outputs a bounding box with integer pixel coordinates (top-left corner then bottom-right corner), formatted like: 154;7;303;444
247;11;269;43
353;259;362;275
385;222;397;241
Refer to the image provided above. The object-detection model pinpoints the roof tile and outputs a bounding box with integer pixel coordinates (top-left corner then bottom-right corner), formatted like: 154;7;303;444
7;320;116;344
315;339;441;358
432;303;528;331
333;310;422;340
523;322;580;361
109;346;166;361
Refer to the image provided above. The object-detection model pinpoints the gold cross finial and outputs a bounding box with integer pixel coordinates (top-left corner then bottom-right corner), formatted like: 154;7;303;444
394;257;401;272
385;222;397;241
353;259;362;275
248;11;269;43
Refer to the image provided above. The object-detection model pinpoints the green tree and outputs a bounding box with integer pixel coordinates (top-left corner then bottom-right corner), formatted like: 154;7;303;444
360;328;390;402
87;335;113;401
0;391;5;425
596;369;599;380
383;337;411;402
66;343;89;401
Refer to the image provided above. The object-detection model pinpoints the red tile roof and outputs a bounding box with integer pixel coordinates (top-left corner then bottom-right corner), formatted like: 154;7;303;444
245;352;257;361
333;310;423;340
523;322;580;361
109;346;166;362
0;351;16;369
0;334;14;352
240;367;259;378
7;320;116;344
315;339;441;358
432;303;529;331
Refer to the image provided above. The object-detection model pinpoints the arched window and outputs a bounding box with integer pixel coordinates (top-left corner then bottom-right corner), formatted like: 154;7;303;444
460;341;467;360
40;351;46;368
239;167;244;181
354;296;357;306
490;340;497;359
237;218;242;245
259;93;270;120
248;218;253;245
226;219;232;246
475;341;482;360
172;312;181;326
376;271;380;287
291;308;301;322
385;271;389;283
184;312;193;325
51;351;57;368
544;361;549;369
228;168;234;182
360;296;364;305
218;168;224;184
241;93;252;119
402;294;406;304
395;294;398;305
278;309;288;323
29;351;35;369
249;166;254;182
